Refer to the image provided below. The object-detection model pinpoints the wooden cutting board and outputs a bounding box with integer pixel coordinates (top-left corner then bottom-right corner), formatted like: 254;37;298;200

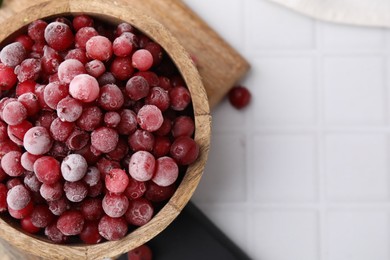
0;0;249;259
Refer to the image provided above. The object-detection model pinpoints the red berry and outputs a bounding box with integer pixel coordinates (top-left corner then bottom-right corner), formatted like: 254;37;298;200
145;87;170;112
2;101;27;126
24;172;41;192
58;59;86;85
64;181;88;203
0;42;26;67
81;198;103;221
0;64;17;91
57;210;85;235
8;200;34;219
69;74;100;103
44;22;74;51
41;45;62;74
43;82;69;109
153;136;171;158
152;156;179;187
117;109;137;135
24;126;53;155
18;93;39;116
48;197;70;216
98;84;124;111
33;156;61;184
115;23;135;36
21;215;40;234
132;49;153;71
104;111;121;128
128;129;154;152
145;182;176;202
106;169;129;194
73;15;94;31
86;36;113;61
129;151;155;182
50;118;75;142
75;27;98;50
102;193;129;218
16;80;36;97
137;105;163;132
80;221;102;244
128;244;153;260
45;223;68;243
28;20;47;42
98;215;128;241
0;184;7;212
31;204;54;228
170;136;199;165
15;35;34;52
169;86;191;111
172;116;195;138
15;58;42;82
125;76;150;101
7;185;31;210
61;154;88;182
21;152;41;172
124;178;146;200
91;127;119;153
65;128;89;151
76;106;103;131
110;57;134;80
57;96;83;122
1;151;24;177
107;138;129;161
228;86;251;109
7;120;33;146
85;60;105;78
125;198;153;226
113;34;134;57
40;182;63;202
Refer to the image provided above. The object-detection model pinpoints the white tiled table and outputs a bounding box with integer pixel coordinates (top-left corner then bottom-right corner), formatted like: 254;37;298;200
183;0;390;259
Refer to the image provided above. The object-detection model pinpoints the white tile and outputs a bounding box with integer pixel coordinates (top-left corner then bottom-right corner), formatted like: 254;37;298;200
211;98;246;131
251;210;318;260
182;0;242;50
327;210;389;260
325;134;389;201
323;56;385;125
196;204;248;253
250;57;316;126
193;134;246;203
245;0;315;49
321;22;385;49
253;134;317;202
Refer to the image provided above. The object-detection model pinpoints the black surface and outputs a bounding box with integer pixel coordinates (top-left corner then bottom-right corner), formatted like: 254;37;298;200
120;201;250;260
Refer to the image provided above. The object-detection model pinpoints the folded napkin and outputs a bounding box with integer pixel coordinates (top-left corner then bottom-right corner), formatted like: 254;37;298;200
267;0;390;27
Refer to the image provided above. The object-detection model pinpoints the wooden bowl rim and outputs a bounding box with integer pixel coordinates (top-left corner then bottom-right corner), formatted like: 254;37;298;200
0;0;211;259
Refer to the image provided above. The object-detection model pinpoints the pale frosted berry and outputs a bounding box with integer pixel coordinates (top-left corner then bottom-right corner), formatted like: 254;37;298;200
45;223;68;243
21;152;41;171
106;169;129;194
102;193;129;218
24;171;41;192
69;74;100;103
3;101;27;126
28;20;47;42
57;96;83;122
15;58;42;82
1;151;24;177
50;118;74;142
43;82;69;109
98;84;124;111
33;156;61;184
7;185;31;210
18;93;39;116
75;27;98;49
85;60;105;78
152;156;178;187
132;49;153;71
61;154;88;182
86;36;112;61
0;42;26;67
104;111;120;128
57;210;85;235
76;106;103;131
83;167;100;187
129;151;155;182
64;181;88;202
115;23;134;36
40;182;63;202
125;198;153;226
48;197;70;216
58;59;86;85
24;126;53;155
44;22;74;51
98;215;128;241
137;105;163;132
91;127;119;153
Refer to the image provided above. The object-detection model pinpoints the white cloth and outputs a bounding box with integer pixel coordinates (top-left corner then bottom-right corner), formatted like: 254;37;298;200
266;0;390;27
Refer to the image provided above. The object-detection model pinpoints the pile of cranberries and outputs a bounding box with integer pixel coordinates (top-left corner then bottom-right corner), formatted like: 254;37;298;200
0;15;200;244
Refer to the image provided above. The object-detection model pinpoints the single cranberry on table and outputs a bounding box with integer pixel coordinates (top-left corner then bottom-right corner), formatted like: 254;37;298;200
128;244;153;260
228;85;251;109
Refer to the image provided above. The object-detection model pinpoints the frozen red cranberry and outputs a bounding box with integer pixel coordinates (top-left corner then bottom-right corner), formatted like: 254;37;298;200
36;110;57;128
43;82;69;109
16;80;36;96
97;157;121;179
33;156;61;184
110;57;134;80
125;76;150;101
128;129;154;152
145;182;176;202
44;22;74;51
172;116;195;138
21;152;41;172
152;156;178;187
169;86;191;111
73;15;94;31
85;59;105;78
64;181;88;203
86;36;113;61
117;109;137;135
80;221;102;244
6;185;31;210
0;183;7;212
124;178;146;200
113;34;134;57
88;181;103;198
57;96;83;122
81;198;103;221
98;215;128;241
31;42;45;55
31;204;54;228
21;215;41;234
8;200;34;219
48;197;70;216
1;151;24;177
125;198;153;226
106;169;129;194
138;34;151;49
65;128;89;150
15;58;41;82
76;106;103;131
2;101;27;126
18;93;39;116
61;154;88;182
7;120;33;146
98;84;124;111
83;167;100;187
57;210;85;235
75;27;98;49
158;76;172;91
132;49;153;71
137;105;163;132
129;151;155;182
145;87;170;112
145;42;163;67
155;116;172;136
45;222;68;243
24;171;41;192
15;35;34;52
104;111;121;128
24;126;53;155
107;138;129;161
41;45;63;74
40;182;63;202
0;64;17;91
170;136;199;165
128;244;153;260
28;20;47;41
102;193;129;218
97;71;116;86
58;59;86;85
115;23;135;36
69;74;100;103
65;48;88;64
228;86;251;109
75;144;100;165
0;139;21;159
91;127;119;153
50;118;74;142
0;42;26;67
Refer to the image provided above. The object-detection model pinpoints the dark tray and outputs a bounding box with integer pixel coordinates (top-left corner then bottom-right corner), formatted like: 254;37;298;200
119;201;250;260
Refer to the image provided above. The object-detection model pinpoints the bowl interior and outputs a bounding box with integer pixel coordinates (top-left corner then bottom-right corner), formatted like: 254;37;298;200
0;0;211;258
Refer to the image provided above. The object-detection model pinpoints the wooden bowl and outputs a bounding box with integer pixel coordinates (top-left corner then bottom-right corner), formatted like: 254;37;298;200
0;0;211;259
